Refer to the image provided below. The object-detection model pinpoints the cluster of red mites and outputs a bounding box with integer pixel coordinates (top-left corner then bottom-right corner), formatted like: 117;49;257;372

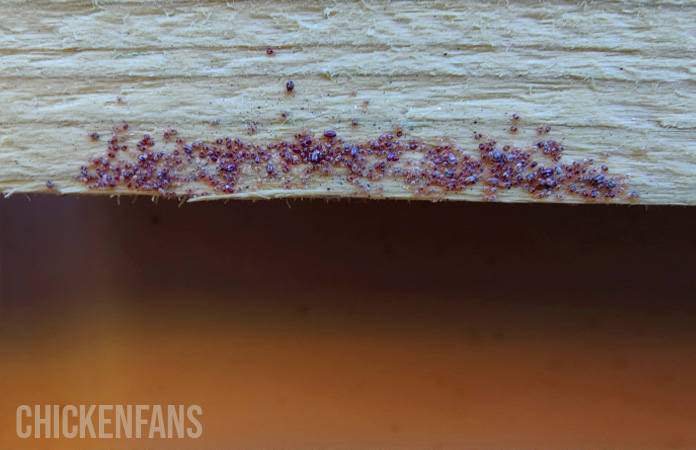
75;123;635;201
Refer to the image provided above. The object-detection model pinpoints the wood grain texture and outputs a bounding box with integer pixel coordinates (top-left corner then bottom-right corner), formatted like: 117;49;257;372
0;0;694;204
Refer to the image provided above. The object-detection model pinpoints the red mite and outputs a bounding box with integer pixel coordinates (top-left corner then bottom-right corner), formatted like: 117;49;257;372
286;81;294;92
266;48;274;55
75;122;635;202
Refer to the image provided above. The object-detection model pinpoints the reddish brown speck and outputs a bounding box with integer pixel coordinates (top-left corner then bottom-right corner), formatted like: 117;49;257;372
90;132;100;141
323;130;337;139
286;80;295;92
46;180;54;189
266;47;274;55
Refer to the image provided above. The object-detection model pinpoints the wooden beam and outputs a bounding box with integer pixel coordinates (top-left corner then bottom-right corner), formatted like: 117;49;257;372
1;0;694;204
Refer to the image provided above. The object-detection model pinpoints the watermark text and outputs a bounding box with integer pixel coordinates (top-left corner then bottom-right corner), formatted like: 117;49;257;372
16;405;202;439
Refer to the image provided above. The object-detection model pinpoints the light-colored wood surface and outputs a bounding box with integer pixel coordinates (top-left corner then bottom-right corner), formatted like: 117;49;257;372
1;1;695;204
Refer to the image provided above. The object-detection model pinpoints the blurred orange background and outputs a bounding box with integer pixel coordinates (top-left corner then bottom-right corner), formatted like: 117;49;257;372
1;197;695;449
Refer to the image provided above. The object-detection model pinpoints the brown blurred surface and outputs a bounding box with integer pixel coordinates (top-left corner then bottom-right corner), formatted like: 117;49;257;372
1;196;696;450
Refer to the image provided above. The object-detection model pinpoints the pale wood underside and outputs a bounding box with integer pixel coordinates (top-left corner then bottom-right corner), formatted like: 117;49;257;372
0;0;694;204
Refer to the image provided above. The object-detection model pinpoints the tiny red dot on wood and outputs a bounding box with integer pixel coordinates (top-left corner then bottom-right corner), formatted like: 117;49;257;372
266;47;274;55
286;80;294;92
